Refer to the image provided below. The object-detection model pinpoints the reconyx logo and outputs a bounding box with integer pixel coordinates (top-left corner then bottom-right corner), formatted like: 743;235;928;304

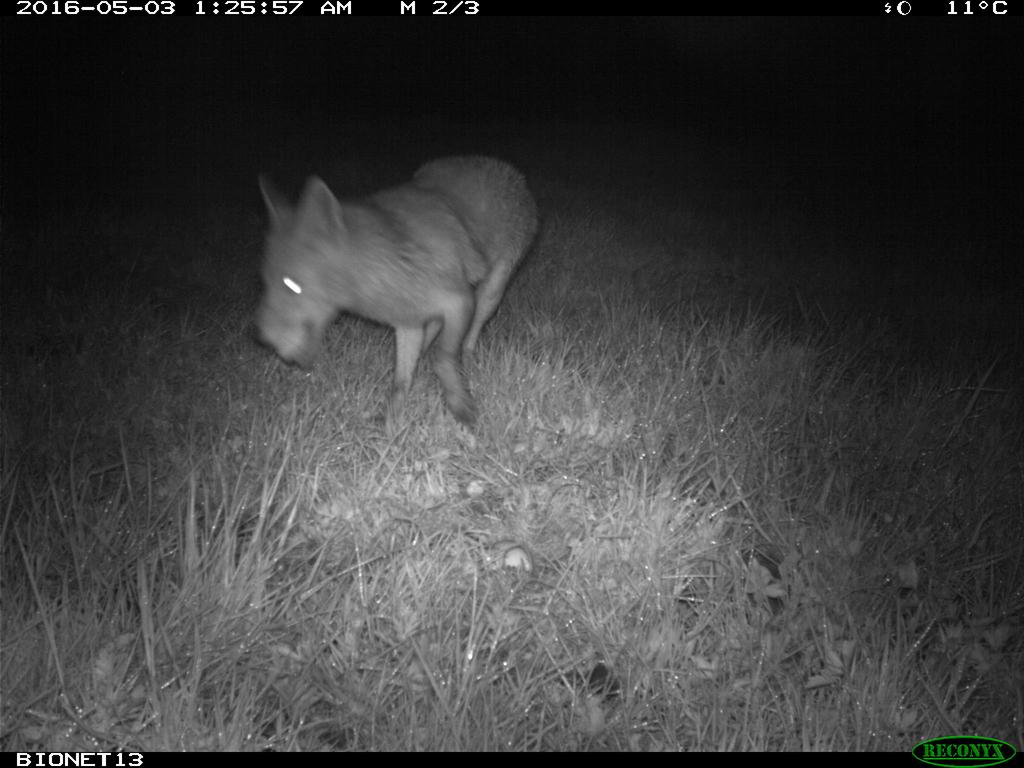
913;736;1017;767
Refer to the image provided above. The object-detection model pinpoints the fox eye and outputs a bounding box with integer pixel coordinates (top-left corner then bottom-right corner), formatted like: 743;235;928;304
282;276;303;295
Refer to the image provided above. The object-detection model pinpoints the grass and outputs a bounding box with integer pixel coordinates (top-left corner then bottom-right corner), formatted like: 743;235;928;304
2;130;1021;751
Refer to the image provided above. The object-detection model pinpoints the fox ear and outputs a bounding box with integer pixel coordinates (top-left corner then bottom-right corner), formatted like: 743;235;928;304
258;174;291;227
296;176;344;232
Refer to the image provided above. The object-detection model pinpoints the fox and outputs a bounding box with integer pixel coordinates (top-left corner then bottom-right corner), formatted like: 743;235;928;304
256;156;538;426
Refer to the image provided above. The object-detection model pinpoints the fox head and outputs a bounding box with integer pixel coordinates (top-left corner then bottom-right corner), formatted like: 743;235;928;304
256;176;344;369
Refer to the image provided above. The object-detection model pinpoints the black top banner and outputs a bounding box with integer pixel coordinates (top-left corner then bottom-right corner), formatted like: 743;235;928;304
1;0;1017;16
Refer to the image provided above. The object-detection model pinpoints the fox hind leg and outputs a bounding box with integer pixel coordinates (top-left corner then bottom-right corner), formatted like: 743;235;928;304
464;258;515;354
434;293;476;425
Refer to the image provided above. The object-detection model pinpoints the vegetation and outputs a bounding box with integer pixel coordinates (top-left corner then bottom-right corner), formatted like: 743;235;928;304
2;123;1020;751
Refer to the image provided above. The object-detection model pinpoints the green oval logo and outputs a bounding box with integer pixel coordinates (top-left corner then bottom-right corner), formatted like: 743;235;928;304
913;736;1017;767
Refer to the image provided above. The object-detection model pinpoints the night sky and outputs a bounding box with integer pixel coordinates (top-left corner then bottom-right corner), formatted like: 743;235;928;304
3;17;1023;272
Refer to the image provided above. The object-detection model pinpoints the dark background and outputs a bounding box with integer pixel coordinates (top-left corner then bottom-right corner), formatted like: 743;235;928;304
2;17;1022;278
